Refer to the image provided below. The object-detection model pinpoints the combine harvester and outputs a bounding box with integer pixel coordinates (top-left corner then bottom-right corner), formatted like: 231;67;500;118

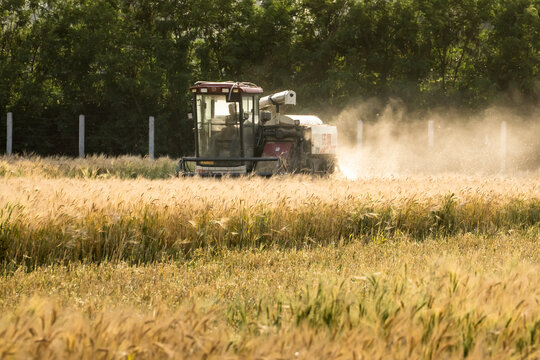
179;81;337;176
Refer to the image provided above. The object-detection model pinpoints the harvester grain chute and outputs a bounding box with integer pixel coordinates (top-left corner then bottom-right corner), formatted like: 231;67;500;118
178;81;337;176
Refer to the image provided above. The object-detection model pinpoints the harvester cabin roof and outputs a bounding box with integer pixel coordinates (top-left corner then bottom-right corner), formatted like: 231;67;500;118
190;81;264;95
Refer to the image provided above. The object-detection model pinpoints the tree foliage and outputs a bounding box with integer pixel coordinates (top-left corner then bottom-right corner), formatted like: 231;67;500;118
1;0;539;156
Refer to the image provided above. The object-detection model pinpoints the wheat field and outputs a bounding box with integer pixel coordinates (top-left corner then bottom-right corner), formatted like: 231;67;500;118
0;156;539;359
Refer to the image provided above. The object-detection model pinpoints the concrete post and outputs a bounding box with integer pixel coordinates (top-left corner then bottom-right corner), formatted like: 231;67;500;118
357;119;363;157
79;114;85;158
428;120;434;149
6;112;12;156
500;121;507;173
149;116;155;159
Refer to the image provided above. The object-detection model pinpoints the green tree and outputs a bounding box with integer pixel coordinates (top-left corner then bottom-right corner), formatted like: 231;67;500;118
485;0;540;100
416;0;495;104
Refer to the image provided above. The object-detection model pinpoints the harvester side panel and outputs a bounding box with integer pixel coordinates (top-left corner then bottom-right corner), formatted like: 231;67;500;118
255;142;294;174
310;125;338;155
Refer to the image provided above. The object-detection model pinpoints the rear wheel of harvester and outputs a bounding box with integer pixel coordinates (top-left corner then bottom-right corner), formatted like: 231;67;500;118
325;162;335;174
308;158;330;175
308;158;318;175
310;157;336;175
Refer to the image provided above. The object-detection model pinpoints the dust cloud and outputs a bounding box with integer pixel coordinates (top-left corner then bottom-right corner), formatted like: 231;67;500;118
331;99;540;178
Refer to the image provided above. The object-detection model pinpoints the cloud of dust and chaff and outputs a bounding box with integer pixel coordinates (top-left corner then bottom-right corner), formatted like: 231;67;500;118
331;98;540;179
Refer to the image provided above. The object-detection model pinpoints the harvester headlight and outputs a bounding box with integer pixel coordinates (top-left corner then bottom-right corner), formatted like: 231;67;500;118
222;88;229;93
200;88;208;93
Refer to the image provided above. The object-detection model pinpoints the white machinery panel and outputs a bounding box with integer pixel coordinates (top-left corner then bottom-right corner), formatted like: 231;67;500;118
259;90;296;109
196;165;246;175
311;125;338;155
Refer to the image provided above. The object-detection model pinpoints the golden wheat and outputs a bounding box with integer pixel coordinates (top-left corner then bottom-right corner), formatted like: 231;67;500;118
0;232;539;359
0;175;538;268
0;157;538;358
0;154;177;179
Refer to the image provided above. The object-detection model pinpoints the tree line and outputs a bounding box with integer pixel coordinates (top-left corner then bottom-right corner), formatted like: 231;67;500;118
1;0;539;156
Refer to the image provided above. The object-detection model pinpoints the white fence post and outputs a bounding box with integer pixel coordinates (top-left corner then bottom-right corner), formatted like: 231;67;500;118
79;114;85;158
6;112;12;156
357;119;363;157
149;116;155;159
428;120;434;149
500;121;507;173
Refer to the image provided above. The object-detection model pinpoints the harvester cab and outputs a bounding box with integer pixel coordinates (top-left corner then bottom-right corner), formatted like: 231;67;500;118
179;81;337;176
